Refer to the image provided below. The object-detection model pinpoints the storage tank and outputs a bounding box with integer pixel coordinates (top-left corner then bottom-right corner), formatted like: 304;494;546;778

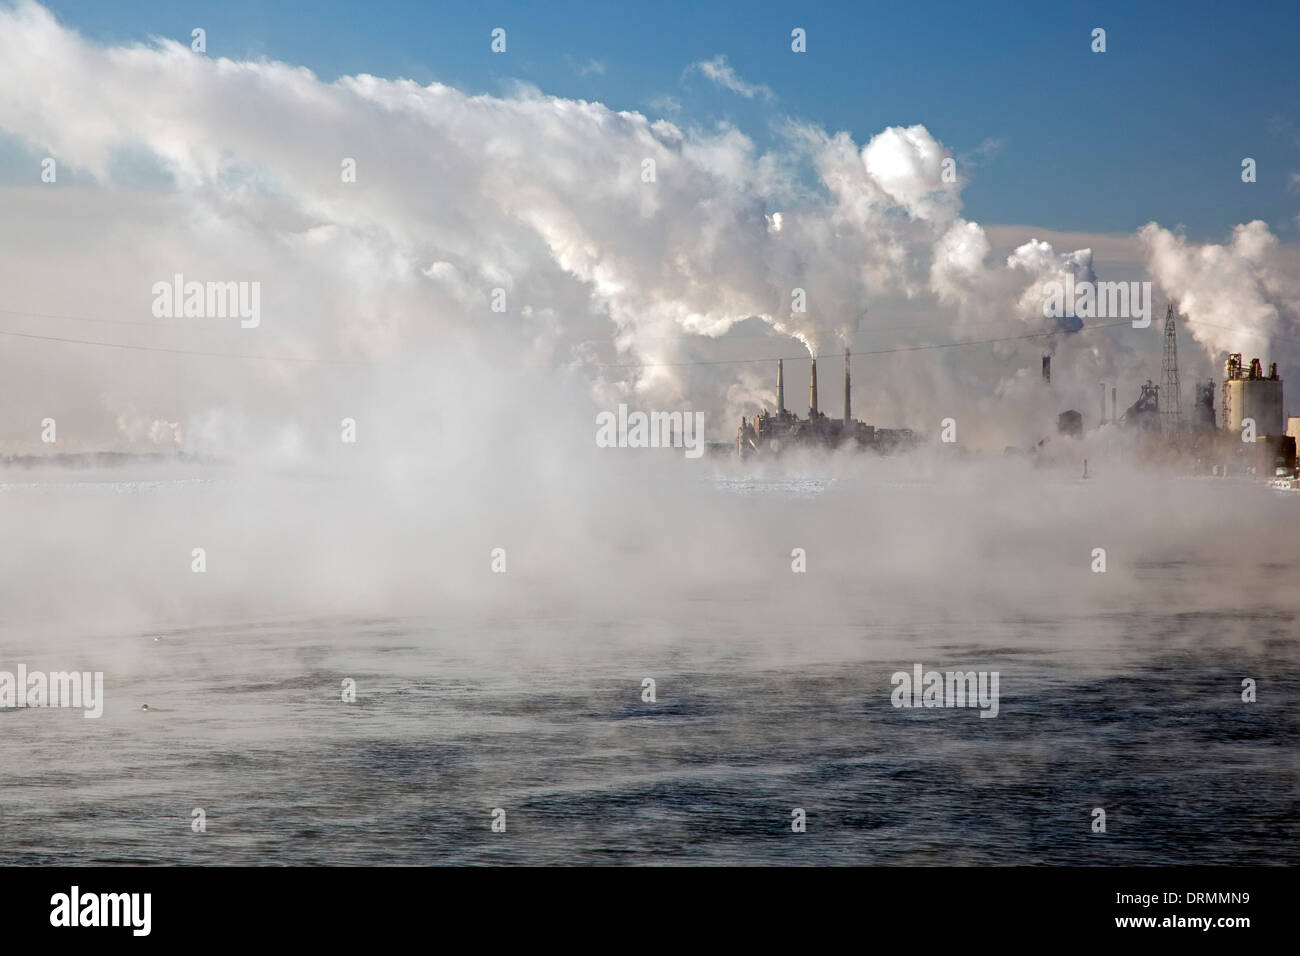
1223;355;1283;435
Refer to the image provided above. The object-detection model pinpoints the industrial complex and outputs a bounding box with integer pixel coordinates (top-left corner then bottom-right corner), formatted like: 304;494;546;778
1064;306;1296;476
734;349;916;457
731;305;1298;479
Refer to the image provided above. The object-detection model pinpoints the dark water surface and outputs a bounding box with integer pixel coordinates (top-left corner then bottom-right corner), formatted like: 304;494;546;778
1;472;1296;865
1;609;1294;865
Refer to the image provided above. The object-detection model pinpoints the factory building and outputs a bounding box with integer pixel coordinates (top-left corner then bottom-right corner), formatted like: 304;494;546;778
1111;377;1217;432
1192;381;1216;429
1123;381;1161;430
736;351;915;457
1057;410;1082;437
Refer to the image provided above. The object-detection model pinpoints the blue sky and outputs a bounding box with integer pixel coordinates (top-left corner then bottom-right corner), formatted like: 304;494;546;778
34;0;1300;241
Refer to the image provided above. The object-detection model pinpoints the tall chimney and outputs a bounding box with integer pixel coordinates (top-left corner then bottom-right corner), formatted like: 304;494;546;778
1111;387;1117;423
844;348;852;424
1042;355;1051;384
809;359;818;417
1100;383;1107;425
776;359;785;415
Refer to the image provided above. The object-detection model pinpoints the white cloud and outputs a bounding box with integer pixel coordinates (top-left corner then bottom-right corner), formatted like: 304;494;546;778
684;54;774;102
565;55;606;77
646;94;682;116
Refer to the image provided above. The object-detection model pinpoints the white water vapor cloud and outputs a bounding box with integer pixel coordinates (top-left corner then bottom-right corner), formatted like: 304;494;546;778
0;0;1238;456
1140;219;1300;365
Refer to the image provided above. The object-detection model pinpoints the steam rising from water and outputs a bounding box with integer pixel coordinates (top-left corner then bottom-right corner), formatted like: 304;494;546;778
2;441;1296;658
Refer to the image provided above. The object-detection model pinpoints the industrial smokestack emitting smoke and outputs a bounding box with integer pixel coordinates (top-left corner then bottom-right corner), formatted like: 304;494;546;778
777;359;785;415
1042;355;1050;384
809;359;818;417
1100;383;1107;425
1112;387;1117;423
844;348;852;425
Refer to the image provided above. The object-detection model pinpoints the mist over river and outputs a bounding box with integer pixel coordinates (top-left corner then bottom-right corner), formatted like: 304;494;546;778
1;459;1295;865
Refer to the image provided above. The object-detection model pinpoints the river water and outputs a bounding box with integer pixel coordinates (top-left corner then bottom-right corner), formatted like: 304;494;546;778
1;466;1296;865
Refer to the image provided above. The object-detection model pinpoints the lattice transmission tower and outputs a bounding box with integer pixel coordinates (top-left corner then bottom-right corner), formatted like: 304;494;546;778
1161;304;1182;432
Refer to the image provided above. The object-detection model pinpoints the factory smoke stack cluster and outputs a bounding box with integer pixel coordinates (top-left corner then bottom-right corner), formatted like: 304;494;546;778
735;357;916;457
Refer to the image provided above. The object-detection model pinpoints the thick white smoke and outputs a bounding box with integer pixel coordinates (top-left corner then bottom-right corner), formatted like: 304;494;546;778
1141;219;1300;366
0;0;1124;456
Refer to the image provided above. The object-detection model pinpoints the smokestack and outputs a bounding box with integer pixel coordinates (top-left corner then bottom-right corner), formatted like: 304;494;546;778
1111;387;1117;423
844;348;851;425
1100;383;1107;425
1042;355;1050;384
809;359;818;417
776;359;785;415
